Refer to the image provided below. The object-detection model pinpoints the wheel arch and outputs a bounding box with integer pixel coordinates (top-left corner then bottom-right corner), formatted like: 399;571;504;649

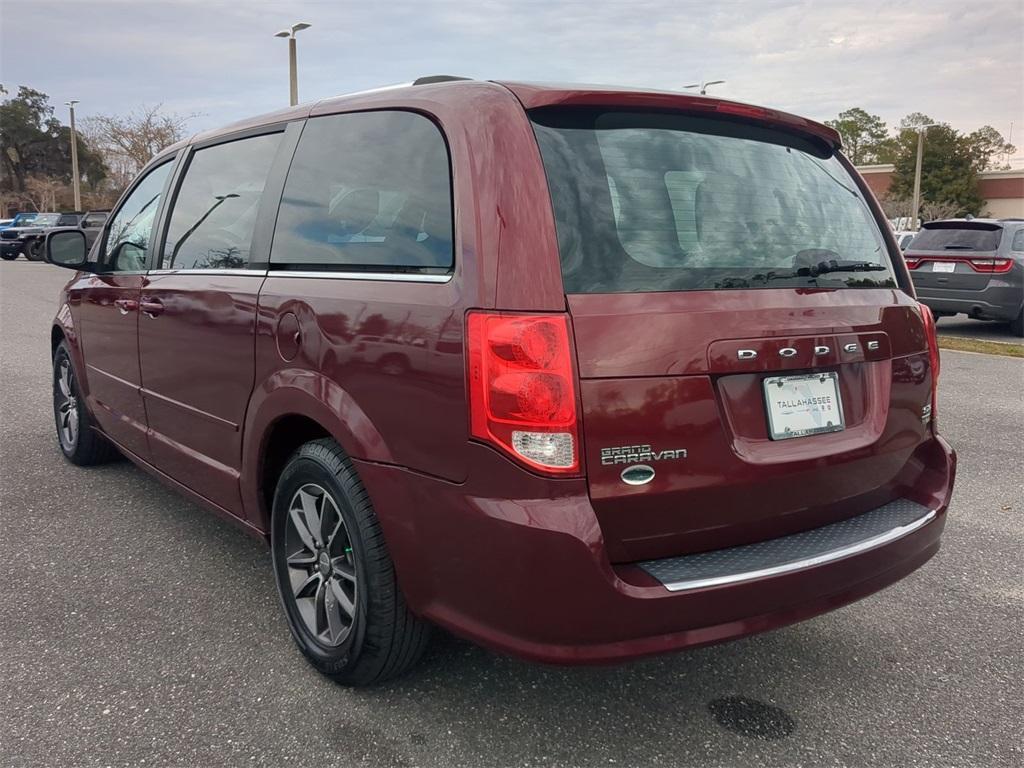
241;370;393;532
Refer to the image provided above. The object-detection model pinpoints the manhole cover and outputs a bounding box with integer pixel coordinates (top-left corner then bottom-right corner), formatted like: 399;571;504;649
708;696;795;740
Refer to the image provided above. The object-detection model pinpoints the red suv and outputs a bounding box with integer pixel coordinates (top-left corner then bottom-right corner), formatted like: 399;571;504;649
44;78;956;686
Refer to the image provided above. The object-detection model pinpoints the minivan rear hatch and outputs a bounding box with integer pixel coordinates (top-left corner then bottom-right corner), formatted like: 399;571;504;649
531;108;934;563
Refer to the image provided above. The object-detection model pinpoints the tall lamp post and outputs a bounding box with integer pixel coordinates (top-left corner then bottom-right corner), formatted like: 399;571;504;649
909;123;938;230
274;22;312;107
684;80;726;95
66;100;81;211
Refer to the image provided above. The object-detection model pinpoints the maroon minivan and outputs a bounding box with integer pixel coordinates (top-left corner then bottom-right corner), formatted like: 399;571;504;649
45;78;955;685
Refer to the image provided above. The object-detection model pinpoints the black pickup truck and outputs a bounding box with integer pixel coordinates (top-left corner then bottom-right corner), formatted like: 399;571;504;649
0;210;109;261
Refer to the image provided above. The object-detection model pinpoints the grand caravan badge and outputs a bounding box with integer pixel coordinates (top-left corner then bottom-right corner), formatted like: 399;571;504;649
600;444;687;466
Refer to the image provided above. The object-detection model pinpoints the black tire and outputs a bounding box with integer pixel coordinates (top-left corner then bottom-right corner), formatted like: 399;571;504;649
52;341;119;465
1009;309;1024;338
271;438;430;686
25;239;44;261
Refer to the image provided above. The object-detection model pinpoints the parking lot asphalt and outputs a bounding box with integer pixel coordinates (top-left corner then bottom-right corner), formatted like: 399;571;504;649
1;259;1022;768
936;315;1021;343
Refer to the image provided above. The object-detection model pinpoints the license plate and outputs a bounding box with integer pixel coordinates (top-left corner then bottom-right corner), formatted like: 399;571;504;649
932;261;956;273
763;372;845;440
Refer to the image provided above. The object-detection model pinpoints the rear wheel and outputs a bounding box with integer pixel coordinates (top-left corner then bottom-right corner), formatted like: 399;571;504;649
1010;309;1023;338
52;342;119;465
271;438;430;686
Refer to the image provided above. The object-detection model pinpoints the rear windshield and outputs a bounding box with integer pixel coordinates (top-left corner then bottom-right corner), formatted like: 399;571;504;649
531;110;895;293
908;226;1001;252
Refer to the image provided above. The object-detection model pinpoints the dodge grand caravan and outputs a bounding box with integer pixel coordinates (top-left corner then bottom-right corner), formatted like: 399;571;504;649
45;78;956;686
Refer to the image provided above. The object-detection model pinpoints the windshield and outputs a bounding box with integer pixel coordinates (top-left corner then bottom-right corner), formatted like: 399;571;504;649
12;214;38;225
531;110;895;293
908;225;1001;252
30;214;60;227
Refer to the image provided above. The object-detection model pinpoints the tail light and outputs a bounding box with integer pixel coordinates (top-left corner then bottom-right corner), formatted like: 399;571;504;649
904;257;1013;273
466;312;580;474
919;303;940;431
967;258;1013;273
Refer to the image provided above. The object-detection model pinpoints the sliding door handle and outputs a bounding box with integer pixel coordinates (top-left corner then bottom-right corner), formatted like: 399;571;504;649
139;298;164;317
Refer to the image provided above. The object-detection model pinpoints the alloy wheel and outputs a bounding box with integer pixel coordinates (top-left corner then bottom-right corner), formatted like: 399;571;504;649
56;359;79;451
284;483;358;647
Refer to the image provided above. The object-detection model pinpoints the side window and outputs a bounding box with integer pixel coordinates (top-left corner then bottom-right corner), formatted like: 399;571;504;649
271;111;453;271
104;160;175;272
1011;229;1024;252
163;132;282;270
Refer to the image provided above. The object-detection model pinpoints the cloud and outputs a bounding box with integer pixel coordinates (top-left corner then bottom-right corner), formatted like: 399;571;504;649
2;0;1021;158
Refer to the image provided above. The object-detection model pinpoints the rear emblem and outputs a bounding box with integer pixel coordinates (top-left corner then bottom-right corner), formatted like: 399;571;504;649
778;347;798;358
621;465;655;486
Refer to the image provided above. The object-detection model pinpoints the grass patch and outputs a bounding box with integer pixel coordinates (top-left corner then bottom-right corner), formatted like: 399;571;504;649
938;335;1024;358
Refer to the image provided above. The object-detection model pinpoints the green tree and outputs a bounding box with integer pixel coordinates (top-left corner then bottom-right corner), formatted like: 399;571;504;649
825;107;891;165
0;86;108;202
965;125;1015;171
889;114;984;217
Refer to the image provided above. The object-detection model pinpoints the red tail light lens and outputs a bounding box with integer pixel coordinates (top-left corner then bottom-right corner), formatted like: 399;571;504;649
906;257;1014;273
919;303;940;431
715;102;769;120
967;258;1013;273
467;312;580;474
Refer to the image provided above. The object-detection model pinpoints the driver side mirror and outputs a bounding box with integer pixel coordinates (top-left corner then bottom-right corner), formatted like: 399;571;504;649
45;229;91;270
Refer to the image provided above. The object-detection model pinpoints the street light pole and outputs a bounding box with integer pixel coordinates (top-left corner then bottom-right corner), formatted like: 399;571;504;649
66;100;81;211
909;124;937;230
274;22;312;107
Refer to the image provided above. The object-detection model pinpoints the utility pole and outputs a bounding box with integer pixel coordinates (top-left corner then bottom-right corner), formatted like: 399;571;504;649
909;124;937;230
274;22;312;106
66;100;81;211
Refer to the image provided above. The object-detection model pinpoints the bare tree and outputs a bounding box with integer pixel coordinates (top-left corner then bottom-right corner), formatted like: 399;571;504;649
879;193;912;222
82;104;194;190
24;175;76;211
919;200;963;223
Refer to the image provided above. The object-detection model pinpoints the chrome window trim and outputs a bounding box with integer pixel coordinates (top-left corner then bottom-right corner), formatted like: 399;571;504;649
266;270;452;283
147;268;268;277
658;508;937;592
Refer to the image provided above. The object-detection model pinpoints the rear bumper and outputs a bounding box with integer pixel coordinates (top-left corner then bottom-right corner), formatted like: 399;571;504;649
356;436;956;665
914;281;1023;321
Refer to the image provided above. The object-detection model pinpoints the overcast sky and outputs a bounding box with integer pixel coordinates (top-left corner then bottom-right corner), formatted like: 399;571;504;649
3;0;1022;161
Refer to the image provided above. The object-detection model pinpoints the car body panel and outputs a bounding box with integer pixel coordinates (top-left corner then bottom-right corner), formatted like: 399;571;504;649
65;272;151;459
137;272;266;516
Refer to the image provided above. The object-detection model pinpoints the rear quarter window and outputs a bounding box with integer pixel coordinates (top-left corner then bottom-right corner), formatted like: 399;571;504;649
1010;228;1024;252
271;110;453;272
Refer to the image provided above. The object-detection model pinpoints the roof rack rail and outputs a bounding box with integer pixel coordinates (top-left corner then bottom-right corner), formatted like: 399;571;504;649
413;75;473;86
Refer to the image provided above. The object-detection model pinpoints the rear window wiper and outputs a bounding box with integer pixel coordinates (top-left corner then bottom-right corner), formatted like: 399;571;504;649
942;245;975;250
798;259;888;276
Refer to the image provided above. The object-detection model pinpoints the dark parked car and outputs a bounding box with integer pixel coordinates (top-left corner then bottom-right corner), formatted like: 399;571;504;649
1;212;64;260
0;211;107;261
906;218;1024;336
44;78;955;686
